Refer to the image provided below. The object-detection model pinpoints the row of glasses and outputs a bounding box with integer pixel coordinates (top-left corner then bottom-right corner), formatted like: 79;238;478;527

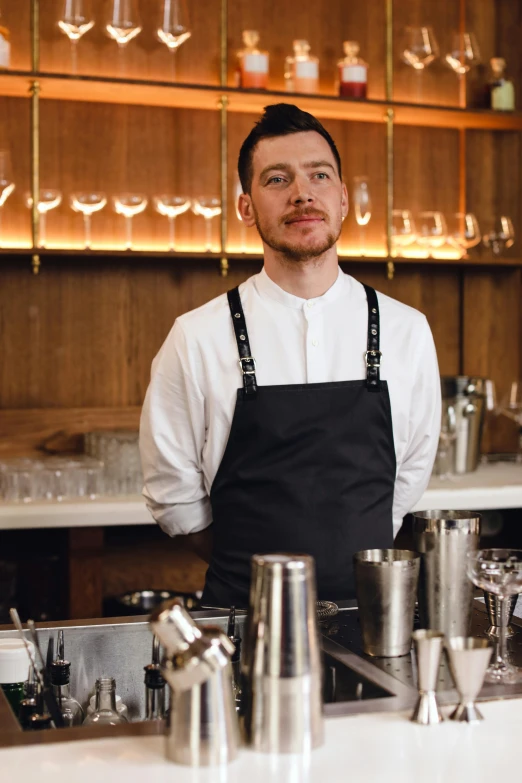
58;0;191;75
84;431;142;496
0;456;104;502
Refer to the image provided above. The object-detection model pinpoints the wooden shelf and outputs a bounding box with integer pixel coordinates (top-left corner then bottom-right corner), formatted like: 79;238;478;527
2;71;522;131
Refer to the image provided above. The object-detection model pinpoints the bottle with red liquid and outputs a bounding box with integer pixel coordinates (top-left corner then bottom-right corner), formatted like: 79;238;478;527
235;30;269;90
338;41;368;99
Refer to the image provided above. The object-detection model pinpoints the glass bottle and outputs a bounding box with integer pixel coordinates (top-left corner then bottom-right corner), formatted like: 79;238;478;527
489;58;515;111
0;8;10;71
285;40;319;94
144;635;166;720
83;677;128;726
338;41;368;99
0;640;33;716
236;30;269;90
19;666;39;730
226;607;242;711
50;660;84;727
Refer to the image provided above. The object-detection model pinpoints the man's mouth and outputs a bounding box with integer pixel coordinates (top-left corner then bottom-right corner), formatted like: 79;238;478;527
285;214;325;225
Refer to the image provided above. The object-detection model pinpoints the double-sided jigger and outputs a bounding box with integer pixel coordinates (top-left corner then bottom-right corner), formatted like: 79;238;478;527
483;592;519;637
411;630;445;725
445;637;493;722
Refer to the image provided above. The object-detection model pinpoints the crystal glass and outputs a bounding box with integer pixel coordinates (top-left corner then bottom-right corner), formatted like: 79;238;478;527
483;216;515;256
234;177;247;253
352;176;372;257
434;403;457;480
401;26;439;101
445;32;481;76
157;0;191;79
467;549;522;683
0;149;15;248
70;191;107;249
417;211;447;257
57;0;95;74
84;431;142;496
105;0;142;75
83;677;128;726
153;194;190;251
192;196;221;252
113;193;148;250
447;212;481;258
391;209;417;257
24;189;63;248
497;381;522;462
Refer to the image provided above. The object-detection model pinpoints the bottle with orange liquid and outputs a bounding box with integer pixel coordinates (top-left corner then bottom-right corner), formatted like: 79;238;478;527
285;40;319;94
236;30;269;90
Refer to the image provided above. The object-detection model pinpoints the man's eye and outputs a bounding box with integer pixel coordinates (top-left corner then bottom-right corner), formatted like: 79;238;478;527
267;176;285;184
314;172;329;180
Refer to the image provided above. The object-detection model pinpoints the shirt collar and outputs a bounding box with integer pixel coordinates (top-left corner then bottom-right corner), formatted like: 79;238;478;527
254;266;348;310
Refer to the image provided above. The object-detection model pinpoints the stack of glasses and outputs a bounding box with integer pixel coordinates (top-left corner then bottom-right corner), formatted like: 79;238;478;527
0;456;104;502
84;431;143;496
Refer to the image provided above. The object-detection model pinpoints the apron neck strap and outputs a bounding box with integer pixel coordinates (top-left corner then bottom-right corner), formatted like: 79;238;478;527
362;284;381;392
227;287;257;397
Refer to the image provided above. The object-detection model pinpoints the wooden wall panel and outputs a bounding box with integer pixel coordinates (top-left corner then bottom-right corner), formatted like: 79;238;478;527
0;98;31;248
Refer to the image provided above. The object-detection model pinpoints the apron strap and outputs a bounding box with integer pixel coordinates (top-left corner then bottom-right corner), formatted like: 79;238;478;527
362;284;381;392
227;287;257;397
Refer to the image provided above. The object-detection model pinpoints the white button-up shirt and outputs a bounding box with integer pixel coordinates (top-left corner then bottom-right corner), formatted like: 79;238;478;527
140;267;441;538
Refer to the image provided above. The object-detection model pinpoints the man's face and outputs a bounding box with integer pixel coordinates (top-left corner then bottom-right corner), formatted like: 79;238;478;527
239;130;348;262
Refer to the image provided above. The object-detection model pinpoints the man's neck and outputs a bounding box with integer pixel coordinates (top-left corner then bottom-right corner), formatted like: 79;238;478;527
263;245;340;300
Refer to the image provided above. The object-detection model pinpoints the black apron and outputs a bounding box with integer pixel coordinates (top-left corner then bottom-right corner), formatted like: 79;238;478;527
201;282;396;608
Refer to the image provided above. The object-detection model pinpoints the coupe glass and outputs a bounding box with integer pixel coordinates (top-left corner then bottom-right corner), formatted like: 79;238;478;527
352;176;372;257
0;149;15;248
153;194;191;251
401;26;439;101
445;32;481;76
192;197;221;252
25;189;63;248
113;193;148;250
234;177;247;253
497;381;522;462
467;549;522;683
105;0;142;75
157;0;191;78
391;209;416;257
57;0;95;74
447;212;481;258
483;216;515;256
70;191;107;249
417;211;447;257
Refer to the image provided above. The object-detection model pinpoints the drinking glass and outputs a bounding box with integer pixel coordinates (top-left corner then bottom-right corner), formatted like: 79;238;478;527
153;194;191;251
435;403;457;480
0;149;15;248
192;197;221;252
113;193;148;250
447;212;481;258
57;0;95;74
391;209;417;257
401;26;439;101
70;191;107;249
467;549;522;683
352;176;372;257
497;381;522;462
234;177;247;253
417;211;447;257
25;189;63;248
157;0;191;78
483;216;515;256
105;0;142;75
445;32;481;76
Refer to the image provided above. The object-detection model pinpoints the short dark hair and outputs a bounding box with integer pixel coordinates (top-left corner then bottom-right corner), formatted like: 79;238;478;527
237;103;342;194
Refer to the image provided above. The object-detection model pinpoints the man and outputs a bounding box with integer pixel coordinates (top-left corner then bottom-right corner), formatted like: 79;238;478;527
140;103;441;608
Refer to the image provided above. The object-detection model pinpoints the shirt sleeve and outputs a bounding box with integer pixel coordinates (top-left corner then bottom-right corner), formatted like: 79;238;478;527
392;318;441;537
139;320;212;537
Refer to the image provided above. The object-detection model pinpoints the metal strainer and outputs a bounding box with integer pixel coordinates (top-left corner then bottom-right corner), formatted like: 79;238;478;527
316;601;339;620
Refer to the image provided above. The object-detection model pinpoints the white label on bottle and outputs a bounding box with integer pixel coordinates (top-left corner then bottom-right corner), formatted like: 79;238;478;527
341;64;367;84
0;34;10;69
243;53;268;74
295;60;318;79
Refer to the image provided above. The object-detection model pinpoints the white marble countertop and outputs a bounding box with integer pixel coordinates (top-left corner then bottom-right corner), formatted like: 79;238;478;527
1;698;522;783
1;461;522;530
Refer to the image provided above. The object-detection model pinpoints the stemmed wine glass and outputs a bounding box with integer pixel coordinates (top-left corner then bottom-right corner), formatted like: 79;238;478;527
113;193;148;250
401;26;439;102
352;176;372;257
192;197;221;252
0;150;15;248
153;194;191;251
57;0;95;74
391;210;417;257
417;211;447;257
24;189;63;248
467;549;522;684
70;191;107;249
445;32;481;76
234;177;247;253
157;0;191;79
447;212;481;258
483;216;515;256
105;0;142;75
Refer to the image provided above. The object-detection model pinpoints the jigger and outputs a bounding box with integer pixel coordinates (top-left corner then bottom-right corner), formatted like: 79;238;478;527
446;637;492;723
411;630;445;725
483;592;519;638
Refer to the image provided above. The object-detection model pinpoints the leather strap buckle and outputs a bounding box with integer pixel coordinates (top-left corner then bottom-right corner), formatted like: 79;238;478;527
365;350;382;368
239;357;256;375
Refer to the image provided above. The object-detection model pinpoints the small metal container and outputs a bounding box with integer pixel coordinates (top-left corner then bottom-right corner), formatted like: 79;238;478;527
354;549;420;657
483;592;519;637
441;376;487;474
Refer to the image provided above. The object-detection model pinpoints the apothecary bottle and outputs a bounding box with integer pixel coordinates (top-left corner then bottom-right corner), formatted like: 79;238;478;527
285;40;319;94
0;9;10;71
236;30;269;90
338;41;368;99
50;660;84;727
83;677;128;726
489;57;515;111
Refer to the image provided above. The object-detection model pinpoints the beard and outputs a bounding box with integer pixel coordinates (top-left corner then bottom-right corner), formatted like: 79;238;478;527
251;204;343;263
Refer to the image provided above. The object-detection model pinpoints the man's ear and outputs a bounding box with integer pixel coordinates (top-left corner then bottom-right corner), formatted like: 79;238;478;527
341;181;349;221
238;193;256;228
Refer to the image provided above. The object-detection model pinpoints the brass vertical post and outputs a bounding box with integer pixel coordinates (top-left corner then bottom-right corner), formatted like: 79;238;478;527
385;0;394;281
219;0;229;277
30;0;40;275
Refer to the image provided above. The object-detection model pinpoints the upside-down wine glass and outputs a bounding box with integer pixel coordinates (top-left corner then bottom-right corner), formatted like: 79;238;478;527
57;0;95;74
192;197;221;252
417;211;447;258
483;216;515;257
467;549;522;684
401;26;439;102
153;194;191;251
390;209;416;257
0;150;15;248
113;193;148;250
25;189;63;248
105;0;142;76
352;176;372;257
157;0;191;79
70;192;107;249
447;212;481;258
445;32;481;77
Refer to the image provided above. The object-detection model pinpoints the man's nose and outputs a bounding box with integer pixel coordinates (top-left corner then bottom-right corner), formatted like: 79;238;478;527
289;176;314;205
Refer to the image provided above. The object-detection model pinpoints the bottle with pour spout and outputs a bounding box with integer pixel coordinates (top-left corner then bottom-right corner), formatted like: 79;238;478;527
338;41;368;98
236;30;269;89
285;40;319;94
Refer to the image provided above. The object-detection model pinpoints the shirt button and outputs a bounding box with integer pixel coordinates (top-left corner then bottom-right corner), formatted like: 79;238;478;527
307;301;314;309
311;338;318;347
